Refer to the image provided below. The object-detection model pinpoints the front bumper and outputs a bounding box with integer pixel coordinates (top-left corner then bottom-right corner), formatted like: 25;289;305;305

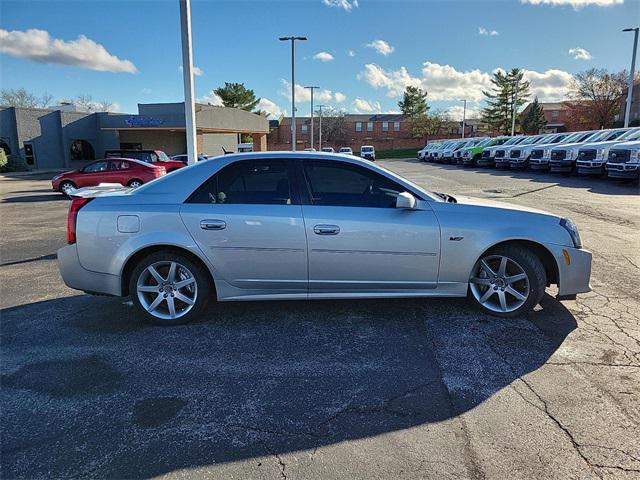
543;243;592;297
476;157;494;166
529;159;550;170
58;244;122;296
549;160;574;173
509;158;528;169
576;161;605;175
607;163;639;179
494;158;511;168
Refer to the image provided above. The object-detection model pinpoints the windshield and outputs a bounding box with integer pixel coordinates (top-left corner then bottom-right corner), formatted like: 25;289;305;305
619;129;640;141
361;147;374;152
475;138;492;147
562;131;589;143
502;136;521;145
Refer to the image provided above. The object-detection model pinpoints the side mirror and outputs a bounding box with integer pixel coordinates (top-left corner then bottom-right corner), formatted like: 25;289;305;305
396;191;417;209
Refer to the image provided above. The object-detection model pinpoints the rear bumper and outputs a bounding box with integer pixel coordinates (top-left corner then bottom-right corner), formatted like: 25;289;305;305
58;244;122;296
544;243;592;297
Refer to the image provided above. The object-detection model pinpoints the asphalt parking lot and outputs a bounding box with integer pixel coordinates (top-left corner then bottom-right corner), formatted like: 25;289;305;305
1;161;639;480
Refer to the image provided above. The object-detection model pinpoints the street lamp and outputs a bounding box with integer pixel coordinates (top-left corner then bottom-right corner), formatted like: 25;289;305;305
279;36;307;151
305;86;319;150
179;0;197;165
317;104;326;150
622;27;639;128
459;99;467;139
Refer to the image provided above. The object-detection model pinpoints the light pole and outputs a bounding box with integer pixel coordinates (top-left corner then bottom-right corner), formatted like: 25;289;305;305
622;27;639;128
279;36;307;151
317;104;326;150
305;86;319;150
179;0;197;165
511;81;519;137
459;99;467;139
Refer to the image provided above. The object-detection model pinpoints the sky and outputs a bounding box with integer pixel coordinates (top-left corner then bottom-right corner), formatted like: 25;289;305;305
1;0;639;120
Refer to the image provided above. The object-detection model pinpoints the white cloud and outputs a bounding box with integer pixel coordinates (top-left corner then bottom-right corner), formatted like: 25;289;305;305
322;0;358;11
359;62;573;103
445;105;482;121
179;65;204;76
280;79;346;104
141;88;152;95
366;39;395;56
352;98;382;113
348;50;356;57
0;28;137;73
569;47;592;60
198;91;224;106
313;51;335;62
256;98;286;118
521;0;622;7
478;27;499;36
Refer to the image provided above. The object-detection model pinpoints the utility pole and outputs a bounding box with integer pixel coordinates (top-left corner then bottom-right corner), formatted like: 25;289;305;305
317;104;326;150
305;86;319;149
459;99;467;139
279;36;307;151
622;27;639;128
511;81;519;137
179;0;197;165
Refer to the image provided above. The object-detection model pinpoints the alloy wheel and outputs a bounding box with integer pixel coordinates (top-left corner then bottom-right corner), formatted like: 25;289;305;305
136;261;198;320
61;182;75;195
129;180;142;188
469;255;530;313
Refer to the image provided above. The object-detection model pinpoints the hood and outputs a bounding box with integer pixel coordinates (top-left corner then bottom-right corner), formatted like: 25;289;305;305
526;142;564;150
551;142;587;150
451;195;558;217
578;139;630;149
609;140;640;149
69;184;133;199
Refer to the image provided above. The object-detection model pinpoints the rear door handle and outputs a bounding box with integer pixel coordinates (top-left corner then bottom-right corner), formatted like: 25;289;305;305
200;219;226;230
314;224;340;235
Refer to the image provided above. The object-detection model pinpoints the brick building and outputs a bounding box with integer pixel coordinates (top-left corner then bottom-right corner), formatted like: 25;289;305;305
267;114;477;152
614;79;640;126
520;102;573;133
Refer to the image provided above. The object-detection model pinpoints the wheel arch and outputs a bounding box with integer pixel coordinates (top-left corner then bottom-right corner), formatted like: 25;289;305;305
477;239;559;286
120;244;216;297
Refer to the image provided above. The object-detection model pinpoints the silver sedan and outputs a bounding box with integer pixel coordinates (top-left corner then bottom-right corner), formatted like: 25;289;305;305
58;152;592;325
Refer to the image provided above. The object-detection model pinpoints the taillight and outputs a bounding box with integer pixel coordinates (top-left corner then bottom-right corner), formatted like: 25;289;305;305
154;167;167;177
67;198;93;244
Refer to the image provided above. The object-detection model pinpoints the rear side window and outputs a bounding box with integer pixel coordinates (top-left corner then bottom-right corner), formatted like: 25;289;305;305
188;159;293;205
303;160;403;208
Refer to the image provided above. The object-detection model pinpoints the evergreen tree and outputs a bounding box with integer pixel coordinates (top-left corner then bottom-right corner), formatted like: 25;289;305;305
520;97;547;134
481;69;530;134
398;86;429;117
213;82;260;111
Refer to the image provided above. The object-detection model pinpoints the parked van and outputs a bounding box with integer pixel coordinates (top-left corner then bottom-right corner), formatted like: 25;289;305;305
360;145;376;161
462;137;509;166
530;131;596;171
606;140;640;180
549;130;624;174
511;133;572;170
495;134;549;168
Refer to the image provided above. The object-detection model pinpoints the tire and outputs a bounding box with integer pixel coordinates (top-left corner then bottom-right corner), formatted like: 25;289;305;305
60;181;76;196
467;245;546;318
129;251;212;325
128;179;143;188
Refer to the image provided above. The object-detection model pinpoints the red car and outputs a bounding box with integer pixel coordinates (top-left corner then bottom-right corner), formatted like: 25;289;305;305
52;158;167;195
105;149;185;172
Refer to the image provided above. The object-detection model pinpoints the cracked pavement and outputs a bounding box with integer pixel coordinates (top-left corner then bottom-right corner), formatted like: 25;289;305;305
1;164;638;479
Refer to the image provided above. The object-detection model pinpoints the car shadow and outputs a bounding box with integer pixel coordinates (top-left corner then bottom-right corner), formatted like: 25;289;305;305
415;160;639;196
1;293;576;478
1;193;68;203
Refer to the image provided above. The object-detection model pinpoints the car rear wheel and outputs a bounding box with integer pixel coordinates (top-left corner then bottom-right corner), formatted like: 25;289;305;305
60;181;76;196
128;179;143;188
129;252;211;325
468;245;546;318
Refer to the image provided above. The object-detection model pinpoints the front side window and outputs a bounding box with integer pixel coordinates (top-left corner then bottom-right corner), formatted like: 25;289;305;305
303;160;403;208
83;161;108;173
188;159;293;205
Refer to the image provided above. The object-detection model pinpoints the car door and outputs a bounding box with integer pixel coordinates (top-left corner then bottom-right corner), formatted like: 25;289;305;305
180;158;308;297
76;160;109;187
300;159;441;295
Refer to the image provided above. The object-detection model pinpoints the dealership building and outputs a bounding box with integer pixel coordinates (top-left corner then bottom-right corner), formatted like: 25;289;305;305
0;102;269;170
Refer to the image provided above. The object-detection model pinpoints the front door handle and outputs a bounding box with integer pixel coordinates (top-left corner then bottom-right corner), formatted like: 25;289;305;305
314;224;340;235
200;219;226;230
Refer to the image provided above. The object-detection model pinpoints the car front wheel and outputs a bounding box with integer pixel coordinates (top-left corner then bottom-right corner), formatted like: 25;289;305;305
129;252;211;325
128;179;143;188
468;245;546;317
60;181;76;196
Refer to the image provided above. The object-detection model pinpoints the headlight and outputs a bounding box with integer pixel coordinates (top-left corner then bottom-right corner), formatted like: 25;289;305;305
567;150;577;160
632;151;640;164
560;218;582;249
544;149;551;158
596;149;604;159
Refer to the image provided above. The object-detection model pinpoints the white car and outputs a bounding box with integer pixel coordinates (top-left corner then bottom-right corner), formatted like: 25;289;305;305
339;147;354;155
360;145;376;161
321;147;335;153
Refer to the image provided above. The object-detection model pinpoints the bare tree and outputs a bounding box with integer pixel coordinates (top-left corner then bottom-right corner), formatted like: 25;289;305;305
410;110;449;143
74;94;96;112
567;69;628;129
319;108;347;146
97;100;115;112
1;88;53;108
